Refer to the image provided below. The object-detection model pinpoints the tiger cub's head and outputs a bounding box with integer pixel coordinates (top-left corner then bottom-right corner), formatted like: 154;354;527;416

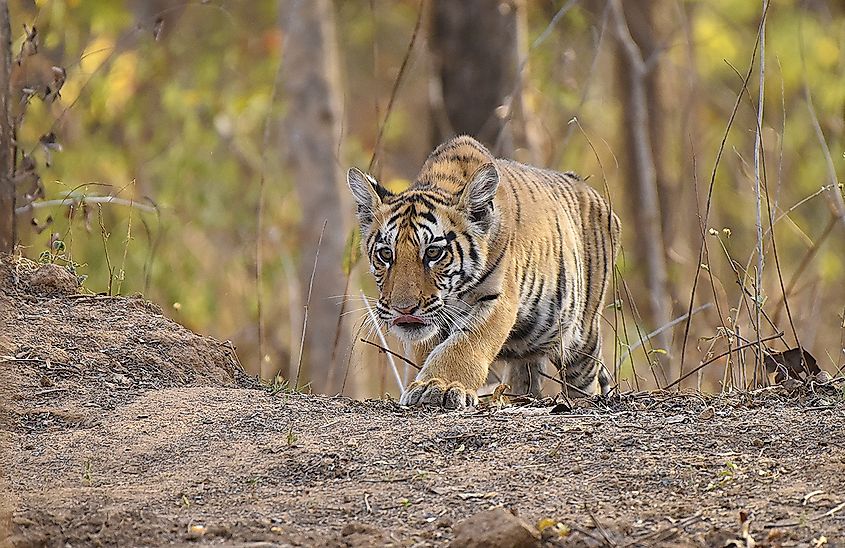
347;162;499;343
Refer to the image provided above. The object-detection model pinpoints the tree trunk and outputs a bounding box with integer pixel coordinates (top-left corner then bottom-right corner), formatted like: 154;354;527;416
0;0;13;254
611;0;672;378
280;0;350;394
429;0;524;156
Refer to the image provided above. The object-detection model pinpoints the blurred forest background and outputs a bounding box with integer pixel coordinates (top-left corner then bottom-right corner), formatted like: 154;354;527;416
1;0;843;398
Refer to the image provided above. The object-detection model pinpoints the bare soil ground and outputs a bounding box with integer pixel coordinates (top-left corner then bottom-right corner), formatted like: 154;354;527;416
2;257;844;548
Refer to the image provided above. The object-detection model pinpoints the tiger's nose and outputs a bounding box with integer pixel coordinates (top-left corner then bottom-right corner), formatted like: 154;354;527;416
394;303;418;315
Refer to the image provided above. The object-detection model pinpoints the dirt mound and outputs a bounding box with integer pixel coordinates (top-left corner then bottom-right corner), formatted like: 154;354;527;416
0;255;254;546
2;255;844;547
0;256;249;402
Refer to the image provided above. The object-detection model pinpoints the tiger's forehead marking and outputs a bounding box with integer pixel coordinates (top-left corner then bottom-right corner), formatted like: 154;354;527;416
385;205;442;249
370;136;493;251
377;189;456;244
385;188;455;209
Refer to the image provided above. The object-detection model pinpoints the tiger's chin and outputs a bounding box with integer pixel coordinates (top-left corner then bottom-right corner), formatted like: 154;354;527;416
390;322;439;344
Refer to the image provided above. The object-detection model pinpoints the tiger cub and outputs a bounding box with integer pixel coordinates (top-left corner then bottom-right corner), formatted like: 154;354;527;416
348;136;620;408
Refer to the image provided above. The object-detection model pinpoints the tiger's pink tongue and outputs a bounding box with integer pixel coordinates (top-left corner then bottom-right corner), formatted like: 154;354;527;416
393;315;426;326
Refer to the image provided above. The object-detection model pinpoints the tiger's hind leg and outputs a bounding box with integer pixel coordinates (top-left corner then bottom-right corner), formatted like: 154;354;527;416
504;358;545;398
552;335;608;397
597;365;613;396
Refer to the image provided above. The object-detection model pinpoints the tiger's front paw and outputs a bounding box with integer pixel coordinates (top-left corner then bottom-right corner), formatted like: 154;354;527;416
400;378;478;410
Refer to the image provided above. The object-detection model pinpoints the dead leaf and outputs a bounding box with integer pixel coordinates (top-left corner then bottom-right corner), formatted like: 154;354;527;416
39;132;62;167
20;153;36;173
153;17;165;40
550;402;571;414
18;25;38;60
764;347;820;383
491;383;510;405
187;524;206;539
815;370;832;384
740;510;755;547
537;518;570;539
45;66;66;102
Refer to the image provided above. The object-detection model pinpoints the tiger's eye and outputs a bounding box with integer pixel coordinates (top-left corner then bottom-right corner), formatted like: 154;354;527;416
425;246;445;262
376;248;393;263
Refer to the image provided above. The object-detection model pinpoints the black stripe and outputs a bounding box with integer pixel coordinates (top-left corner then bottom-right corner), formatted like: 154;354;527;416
386;210;406;228
510;186;522;223
467;239;479;263
459;247;504;295
508;318;534;340
431;172;464;184
421;211;437;224
519;270;535;302
553;218;566;309
453;238;464;269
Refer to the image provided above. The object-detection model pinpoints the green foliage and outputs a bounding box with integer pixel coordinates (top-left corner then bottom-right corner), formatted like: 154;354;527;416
37;237;87;286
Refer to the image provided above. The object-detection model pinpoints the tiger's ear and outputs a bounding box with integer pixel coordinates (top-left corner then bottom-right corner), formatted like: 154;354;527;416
460;163;499;230
347;168;391;231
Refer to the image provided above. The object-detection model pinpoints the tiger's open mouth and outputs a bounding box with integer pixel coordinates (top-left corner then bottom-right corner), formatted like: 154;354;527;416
392;315;427;326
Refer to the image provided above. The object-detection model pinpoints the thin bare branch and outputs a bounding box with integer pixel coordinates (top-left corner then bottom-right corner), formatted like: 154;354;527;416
359;338;420;371
294;220;327;391
680;10;767;376
799;10;845;230
367;0;424;173
665;331;783;391
616;304;713;370
751;0;768;383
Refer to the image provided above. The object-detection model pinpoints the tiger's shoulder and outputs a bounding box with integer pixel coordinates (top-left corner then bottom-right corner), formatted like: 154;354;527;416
409;135;618;234
494;153;619;238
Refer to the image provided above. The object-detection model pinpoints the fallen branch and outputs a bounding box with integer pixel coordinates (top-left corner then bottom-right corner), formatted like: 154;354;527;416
765;500;845;528
585;504;616;547
15;196;156;214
